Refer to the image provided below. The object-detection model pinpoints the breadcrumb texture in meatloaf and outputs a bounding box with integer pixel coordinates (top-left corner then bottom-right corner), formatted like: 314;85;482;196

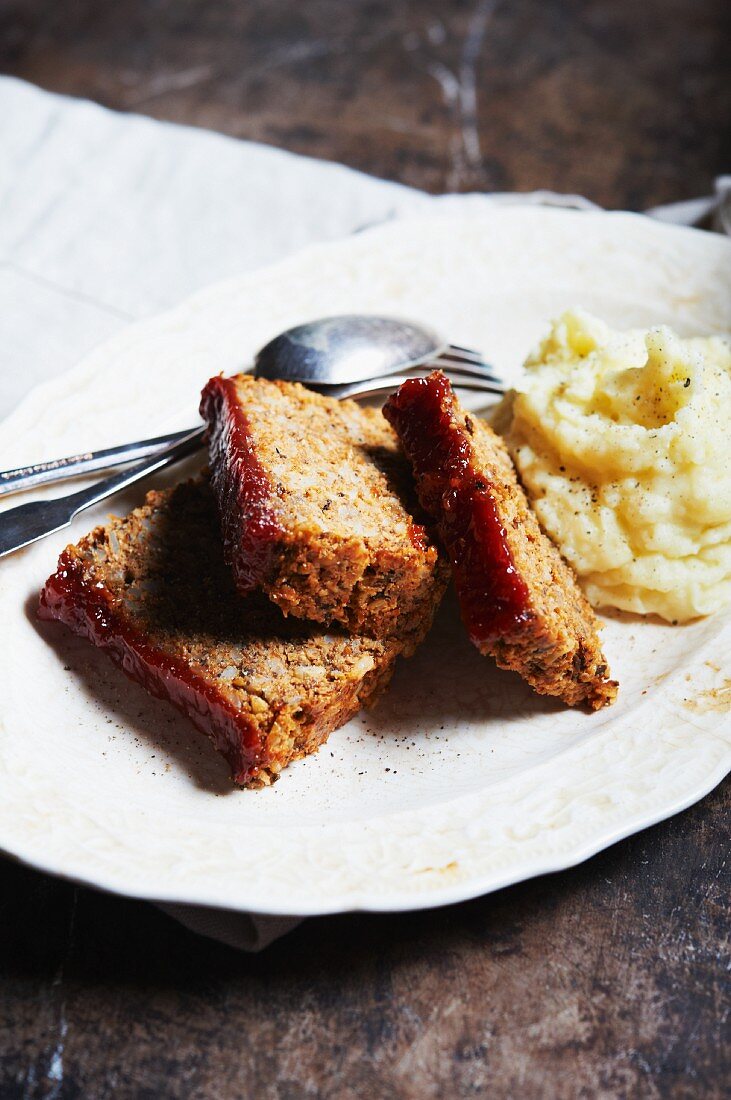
38;479;436;787
200;374;448;644
384;372;617;710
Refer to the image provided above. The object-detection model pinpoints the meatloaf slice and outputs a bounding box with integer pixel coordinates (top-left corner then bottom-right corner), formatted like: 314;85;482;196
383;372;617;710
199;374;448;645
38;478;434;787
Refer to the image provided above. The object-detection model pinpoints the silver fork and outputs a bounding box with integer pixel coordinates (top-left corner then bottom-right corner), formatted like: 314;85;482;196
0;315;504;557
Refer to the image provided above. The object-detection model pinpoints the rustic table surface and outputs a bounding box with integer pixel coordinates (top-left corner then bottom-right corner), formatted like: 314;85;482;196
1;1;729;1097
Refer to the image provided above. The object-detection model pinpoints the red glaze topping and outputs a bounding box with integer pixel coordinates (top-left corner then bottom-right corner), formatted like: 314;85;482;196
384;373;531;645
407;522;431;553
199;376;283;593
38;550;266;785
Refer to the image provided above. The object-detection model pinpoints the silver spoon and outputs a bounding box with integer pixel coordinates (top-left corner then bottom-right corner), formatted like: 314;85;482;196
0;315;504;558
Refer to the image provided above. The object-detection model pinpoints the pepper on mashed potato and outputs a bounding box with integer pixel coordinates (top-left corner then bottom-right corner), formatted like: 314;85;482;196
496;310;731;623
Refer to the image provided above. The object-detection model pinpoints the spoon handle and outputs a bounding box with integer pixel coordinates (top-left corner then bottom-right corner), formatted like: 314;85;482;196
0;428;196;498
0;428;205;559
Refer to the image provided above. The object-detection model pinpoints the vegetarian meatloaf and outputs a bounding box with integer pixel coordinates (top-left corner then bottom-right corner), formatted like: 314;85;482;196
199;374;448;644
38;479;439;787
383;372;617;710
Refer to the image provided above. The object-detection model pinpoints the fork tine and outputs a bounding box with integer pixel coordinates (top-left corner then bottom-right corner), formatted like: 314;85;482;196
437;358;503;380
446;343;488;364
434;356;505;388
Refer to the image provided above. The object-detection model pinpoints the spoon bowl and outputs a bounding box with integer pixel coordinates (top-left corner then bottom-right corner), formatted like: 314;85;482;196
254;315;449;386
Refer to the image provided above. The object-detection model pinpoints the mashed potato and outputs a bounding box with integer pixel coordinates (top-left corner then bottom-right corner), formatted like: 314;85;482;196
498;310;731;622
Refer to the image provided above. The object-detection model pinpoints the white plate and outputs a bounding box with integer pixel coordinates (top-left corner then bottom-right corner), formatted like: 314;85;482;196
1;209;729;917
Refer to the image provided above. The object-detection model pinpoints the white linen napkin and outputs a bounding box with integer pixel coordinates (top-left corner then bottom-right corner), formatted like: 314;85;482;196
1;75;726;949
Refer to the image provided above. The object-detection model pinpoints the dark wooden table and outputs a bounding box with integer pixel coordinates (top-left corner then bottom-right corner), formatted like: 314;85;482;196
1;2;729;1096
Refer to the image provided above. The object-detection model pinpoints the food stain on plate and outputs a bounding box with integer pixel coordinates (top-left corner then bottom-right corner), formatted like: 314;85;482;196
683;680;731;714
